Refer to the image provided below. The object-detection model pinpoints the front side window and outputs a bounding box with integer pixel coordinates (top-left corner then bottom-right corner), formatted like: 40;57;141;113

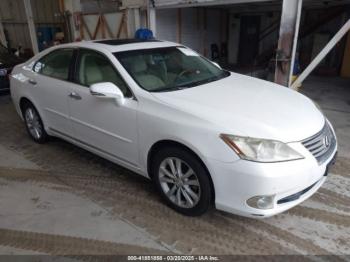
34;49;73;80
76;49;131;97
114;47;230;92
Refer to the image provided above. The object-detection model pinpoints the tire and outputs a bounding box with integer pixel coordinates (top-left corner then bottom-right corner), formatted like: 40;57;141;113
151;146;212;216
22;102;49;144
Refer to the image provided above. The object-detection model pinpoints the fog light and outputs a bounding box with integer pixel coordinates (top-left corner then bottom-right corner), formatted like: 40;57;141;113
0;69;7;77
247;195;275;210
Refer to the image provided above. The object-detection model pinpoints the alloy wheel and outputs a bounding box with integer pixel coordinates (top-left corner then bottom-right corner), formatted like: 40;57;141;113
25;108;43;140
158;157;201;208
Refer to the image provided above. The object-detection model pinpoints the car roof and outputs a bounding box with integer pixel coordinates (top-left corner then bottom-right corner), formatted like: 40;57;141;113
56;39;179;53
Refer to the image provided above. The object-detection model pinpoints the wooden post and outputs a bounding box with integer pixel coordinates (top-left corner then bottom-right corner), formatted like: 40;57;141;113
124;10;129;38
23;0;39;54
288;0;303;87
100;14;106;39
203;8;208;57
117;11;126;38
0;14;7;47
92;16;102;40
80;14;93;40
176;9;182;43
102;15;114;38
274;0;302;87
79;13;85;39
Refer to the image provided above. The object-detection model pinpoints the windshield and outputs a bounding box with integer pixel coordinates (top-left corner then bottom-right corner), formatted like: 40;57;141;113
114;47;230;92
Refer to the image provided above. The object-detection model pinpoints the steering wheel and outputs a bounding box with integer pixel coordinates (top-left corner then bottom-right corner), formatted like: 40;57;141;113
174;69;197;83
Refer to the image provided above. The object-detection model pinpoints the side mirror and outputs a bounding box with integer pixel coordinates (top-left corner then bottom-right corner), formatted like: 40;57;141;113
90;82;125;106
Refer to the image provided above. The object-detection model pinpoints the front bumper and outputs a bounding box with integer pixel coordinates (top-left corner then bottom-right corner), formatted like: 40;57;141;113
208;141;337;218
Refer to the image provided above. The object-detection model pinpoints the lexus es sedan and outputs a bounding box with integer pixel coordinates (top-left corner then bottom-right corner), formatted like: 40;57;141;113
10;39;337;218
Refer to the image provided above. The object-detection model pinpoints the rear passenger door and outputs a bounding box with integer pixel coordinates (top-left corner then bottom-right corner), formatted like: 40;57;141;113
68;49;139;169
31;48;75;135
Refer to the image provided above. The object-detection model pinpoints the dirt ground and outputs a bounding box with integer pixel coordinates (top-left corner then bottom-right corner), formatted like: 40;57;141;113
0;95;349;258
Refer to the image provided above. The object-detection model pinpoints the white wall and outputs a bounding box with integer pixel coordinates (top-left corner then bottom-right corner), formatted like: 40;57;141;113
156;7;222;59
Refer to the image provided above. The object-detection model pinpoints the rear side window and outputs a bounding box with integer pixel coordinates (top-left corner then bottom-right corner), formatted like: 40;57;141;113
34;49;74;81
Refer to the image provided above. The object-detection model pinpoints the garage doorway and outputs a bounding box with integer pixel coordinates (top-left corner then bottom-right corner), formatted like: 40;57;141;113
238;15;261;66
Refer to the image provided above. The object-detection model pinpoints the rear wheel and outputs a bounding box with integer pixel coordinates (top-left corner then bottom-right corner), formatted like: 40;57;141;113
23;103;48;143
152;147;212;216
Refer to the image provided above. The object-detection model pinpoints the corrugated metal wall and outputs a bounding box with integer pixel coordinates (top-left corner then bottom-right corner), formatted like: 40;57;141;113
0;0;31;49
0;0;63;50
81;0;120;14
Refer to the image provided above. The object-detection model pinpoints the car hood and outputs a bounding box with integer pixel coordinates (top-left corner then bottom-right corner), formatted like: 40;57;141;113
151;73;325;142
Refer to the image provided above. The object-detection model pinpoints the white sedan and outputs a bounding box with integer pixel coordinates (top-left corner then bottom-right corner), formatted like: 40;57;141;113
10;39;337;217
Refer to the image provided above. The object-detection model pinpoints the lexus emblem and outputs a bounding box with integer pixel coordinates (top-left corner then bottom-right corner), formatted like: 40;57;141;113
324;135;330;147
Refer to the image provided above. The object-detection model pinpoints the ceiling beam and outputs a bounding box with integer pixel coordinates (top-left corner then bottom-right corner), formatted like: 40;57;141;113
154;0;277;9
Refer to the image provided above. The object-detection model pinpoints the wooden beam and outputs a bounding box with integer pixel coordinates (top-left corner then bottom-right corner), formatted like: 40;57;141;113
176;8;182;43
23;0;39;54
80;15;94;40
292;19;350;89
288;0;302;87
203;8;208;57
79;13;85;40
300;6;347;39
100;14;106;39
58;0;65;13
117;11;126;38
92;15;102;40
101;15;114;38
123;11;129;37
0;13;7;47
274;0;302;87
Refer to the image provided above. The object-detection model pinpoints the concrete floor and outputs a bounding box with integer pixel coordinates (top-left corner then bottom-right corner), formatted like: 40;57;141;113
0;76;349;258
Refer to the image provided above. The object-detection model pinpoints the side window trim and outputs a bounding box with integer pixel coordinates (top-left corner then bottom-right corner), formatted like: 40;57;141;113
73;48;135;99
32;48;76;82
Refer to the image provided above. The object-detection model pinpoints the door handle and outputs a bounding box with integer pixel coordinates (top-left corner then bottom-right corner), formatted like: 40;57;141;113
28;79;37;85
68;92;82;100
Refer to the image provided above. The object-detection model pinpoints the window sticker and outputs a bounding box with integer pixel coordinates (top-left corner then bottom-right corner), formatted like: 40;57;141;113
34;62;43;73
177;47;199;57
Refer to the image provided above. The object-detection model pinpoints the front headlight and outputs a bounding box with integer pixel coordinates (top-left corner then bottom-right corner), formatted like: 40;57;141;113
220;134;304;162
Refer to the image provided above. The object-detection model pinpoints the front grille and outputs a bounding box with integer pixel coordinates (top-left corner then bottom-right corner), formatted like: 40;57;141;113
302;121;336;165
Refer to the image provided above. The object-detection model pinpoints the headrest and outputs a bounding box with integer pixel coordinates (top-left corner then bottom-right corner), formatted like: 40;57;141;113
83;55;103;85
128;57;147;73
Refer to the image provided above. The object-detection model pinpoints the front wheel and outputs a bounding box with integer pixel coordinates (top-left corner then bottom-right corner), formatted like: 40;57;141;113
152;147;212;216
23;103;49;144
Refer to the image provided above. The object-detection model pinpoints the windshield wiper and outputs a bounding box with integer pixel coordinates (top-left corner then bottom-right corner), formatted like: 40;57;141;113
151;86;187;92
152;71;231;93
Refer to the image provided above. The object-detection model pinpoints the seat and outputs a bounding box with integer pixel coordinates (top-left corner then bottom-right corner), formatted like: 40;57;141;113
81;55;103;86
128;57;165;91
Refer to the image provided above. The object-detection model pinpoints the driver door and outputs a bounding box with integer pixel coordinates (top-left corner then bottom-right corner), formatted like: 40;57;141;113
68;49;139;169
